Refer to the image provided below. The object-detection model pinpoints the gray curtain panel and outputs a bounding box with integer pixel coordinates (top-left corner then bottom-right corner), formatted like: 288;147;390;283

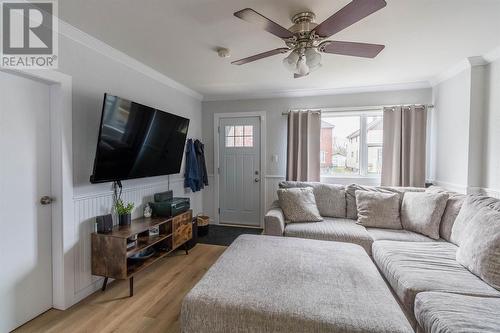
381;106;427;187
286;111;321;182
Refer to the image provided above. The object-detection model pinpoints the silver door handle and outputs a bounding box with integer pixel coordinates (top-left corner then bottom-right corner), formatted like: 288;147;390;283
40;196;54;205
254;178;260;183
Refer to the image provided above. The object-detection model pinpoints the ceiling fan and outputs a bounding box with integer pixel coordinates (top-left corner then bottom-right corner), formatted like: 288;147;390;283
231;0;387;78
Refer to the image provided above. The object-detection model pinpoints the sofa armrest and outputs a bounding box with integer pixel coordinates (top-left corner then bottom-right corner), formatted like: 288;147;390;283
264;201;285;236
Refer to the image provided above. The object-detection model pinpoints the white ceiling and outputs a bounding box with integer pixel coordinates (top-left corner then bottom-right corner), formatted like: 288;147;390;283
59;0;500;100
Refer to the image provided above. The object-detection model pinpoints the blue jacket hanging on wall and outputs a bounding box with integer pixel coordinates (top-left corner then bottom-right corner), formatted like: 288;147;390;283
184;139;208;192
194;139;209;186
184;139;200;192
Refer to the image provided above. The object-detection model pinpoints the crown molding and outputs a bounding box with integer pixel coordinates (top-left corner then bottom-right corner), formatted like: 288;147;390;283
57;19;203;101
430;59;471;87
203;81;431;102
483;45;500;63
430;46;500;87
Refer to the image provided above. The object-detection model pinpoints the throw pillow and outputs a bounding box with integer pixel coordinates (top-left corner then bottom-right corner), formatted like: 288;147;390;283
456;204;500;290
279;182;346;218
401;192;449;239
346;184;424;220
451;195;500;246
346;184;390;219
277;187;323;223
356;191;402;229
425;186;465;242
309;184;346;218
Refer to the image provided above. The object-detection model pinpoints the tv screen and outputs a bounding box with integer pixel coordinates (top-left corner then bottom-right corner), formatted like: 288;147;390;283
90;94;190;183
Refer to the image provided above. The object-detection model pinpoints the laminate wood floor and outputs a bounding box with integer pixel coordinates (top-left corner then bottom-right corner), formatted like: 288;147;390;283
14;244;226;333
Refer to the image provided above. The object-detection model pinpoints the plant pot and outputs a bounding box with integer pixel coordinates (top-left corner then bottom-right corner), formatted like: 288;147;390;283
118;213;131;226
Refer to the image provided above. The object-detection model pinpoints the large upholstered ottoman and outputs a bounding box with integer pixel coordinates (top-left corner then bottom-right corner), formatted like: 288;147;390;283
181;235;413;333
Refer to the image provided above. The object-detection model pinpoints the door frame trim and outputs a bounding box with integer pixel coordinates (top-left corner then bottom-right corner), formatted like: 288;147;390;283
1;68;74;310
213;111;267;228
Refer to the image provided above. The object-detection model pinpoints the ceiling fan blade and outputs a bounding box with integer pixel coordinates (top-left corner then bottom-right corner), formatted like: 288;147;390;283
234;8;295;40
232;48;290;65
319;41;385;58
313;0;387;38
294;73;309;79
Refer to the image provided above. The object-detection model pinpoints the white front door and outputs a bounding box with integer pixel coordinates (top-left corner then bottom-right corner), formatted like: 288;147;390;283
218;117;261;227
0;71;53;332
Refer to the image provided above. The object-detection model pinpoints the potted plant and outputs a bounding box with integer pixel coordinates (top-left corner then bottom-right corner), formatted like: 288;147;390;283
115;199;134;226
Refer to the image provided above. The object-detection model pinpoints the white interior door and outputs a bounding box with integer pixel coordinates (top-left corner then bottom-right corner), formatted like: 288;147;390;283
219;117;261;227
0;71;53;332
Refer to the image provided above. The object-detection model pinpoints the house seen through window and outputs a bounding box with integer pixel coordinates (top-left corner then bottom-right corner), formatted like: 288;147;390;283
320;113;383;177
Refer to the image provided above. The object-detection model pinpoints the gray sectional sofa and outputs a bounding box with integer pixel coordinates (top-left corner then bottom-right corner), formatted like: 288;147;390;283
263;182;500;332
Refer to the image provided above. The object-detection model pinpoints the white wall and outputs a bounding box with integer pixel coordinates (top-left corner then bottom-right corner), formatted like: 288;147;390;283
54;26;203;306
483;57;500;192
202;88;432;219
431;55;500;196
432;70;471;192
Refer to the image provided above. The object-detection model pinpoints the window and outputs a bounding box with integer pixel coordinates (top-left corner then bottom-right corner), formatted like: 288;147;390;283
320;113;383;177
367;115;383;174
225;125;253;147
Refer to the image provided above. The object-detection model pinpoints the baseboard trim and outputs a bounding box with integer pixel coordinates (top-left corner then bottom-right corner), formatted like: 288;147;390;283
469;187;500;198
433;181;468;194
433;181;500;198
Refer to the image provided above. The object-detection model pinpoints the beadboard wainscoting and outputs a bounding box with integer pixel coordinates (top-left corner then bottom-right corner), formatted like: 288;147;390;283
72;177;202;304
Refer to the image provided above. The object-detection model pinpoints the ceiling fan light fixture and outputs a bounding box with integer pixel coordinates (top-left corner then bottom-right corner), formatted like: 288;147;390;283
296;56;309;76
231;3;388;77
305;48;322;72
282;50;300;72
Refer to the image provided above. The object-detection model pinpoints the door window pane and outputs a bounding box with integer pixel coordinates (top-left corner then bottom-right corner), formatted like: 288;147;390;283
244;136;253;147
225;136;234;147
320;116;360;176
225;124;254;147
244;126;253;136
234;136;243;147
234;126;244;136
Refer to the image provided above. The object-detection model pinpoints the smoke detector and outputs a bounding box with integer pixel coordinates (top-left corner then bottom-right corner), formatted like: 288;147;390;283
217;47;231;58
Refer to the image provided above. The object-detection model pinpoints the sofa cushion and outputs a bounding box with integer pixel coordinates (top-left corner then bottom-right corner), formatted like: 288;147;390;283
415;292;500;333
425;186;466;242
346;184;424;220
279;181;346;218
451;195;500;245
401;192;449;239
285;218;373;254
372;241;499;315
182;235;414;333
367;228;434;242
278;188;323;222
456;204;500;290
356;191;402;229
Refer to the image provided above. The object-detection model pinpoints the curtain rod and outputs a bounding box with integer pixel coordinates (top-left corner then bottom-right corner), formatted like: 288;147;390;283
282;104;434;115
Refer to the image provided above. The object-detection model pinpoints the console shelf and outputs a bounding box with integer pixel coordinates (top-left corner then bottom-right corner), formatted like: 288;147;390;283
91;210;192;296
126;233;172;257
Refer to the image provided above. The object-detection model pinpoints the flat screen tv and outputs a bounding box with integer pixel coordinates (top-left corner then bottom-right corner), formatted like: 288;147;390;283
90;93;190;183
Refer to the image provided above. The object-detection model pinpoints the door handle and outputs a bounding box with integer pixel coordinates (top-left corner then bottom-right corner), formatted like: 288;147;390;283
40;196;54;205
254;178;260;183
